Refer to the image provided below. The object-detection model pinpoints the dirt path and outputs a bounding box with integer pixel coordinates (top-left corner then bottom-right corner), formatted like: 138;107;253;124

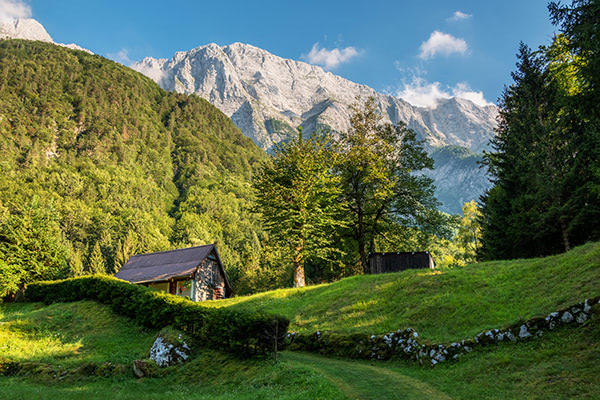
283;352;453;400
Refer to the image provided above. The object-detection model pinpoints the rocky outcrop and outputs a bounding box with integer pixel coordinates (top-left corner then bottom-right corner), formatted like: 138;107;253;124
148;330;192;367
0;18;92;54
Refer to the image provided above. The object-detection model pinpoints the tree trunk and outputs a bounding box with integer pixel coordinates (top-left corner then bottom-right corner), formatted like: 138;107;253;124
293;259;306;288
357;206;369;274
293;243;306;287
560;217;571;252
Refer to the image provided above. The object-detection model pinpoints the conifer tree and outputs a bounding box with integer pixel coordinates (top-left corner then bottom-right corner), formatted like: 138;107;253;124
88;242;106;275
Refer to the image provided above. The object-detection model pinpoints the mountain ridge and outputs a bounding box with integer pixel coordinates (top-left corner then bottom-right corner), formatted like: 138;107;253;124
132;42;498;154
2;17;495;213
132;41;497;213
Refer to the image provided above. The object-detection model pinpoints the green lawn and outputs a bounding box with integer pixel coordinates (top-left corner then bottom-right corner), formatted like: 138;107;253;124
205;242;600;342
1;243;599;399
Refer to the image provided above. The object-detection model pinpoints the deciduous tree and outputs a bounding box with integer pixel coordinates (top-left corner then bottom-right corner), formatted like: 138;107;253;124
253;129;344;287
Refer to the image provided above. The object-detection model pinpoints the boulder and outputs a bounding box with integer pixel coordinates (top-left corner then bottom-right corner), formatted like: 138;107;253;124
132;359;157;378
148;328;192;368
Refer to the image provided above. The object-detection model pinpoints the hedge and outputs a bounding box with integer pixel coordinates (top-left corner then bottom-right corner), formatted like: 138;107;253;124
24;275;289;357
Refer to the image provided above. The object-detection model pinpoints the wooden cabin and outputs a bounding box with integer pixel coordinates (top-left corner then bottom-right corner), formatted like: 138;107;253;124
368;251;435;274
114;244;232;301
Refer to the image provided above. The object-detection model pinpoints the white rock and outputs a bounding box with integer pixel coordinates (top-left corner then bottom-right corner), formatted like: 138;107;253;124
519;325;532;339
576;313;588;324
561;312;574;324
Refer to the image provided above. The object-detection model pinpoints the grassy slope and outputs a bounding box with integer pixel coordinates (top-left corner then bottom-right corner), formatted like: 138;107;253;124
0;301;343;399
207;242;600;342
1;243;599;399
0;300;598;399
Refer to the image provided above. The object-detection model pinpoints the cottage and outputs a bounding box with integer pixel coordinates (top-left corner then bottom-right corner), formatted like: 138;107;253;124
114;244;232;301
368;251;435;274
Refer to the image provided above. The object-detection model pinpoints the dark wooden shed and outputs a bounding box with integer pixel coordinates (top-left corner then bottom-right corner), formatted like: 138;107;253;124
369;252;435;274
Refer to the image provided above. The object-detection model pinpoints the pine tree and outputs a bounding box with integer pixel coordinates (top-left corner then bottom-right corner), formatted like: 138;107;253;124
88;242;106;275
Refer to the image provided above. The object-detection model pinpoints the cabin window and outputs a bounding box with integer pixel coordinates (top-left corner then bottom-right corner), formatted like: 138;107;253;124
176;279;192;298
148;282;169;293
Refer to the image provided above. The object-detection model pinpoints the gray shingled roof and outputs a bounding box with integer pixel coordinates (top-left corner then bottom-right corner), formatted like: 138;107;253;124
114;244;216;284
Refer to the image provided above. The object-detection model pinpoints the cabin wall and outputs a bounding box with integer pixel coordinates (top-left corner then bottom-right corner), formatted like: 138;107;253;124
191;256;226;302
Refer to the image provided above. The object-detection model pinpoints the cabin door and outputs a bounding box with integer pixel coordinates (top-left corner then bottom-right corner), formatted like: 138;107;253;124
169;281;177;294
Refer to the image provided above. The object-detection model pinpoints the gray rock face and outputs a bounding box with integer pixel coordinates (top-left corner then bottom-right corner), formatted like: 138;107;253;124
148;334;191;367
0;18;92;54
133;43;497;213
133;43;497;152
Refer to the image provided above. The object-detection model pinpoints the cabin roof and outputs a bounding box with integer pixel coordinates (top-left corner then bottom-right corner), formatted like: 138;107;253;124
114;244;230;289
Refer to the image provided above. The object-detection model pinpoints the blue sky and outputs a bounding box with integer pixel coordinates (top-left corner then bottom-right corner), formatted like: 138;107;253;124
5;0;557;107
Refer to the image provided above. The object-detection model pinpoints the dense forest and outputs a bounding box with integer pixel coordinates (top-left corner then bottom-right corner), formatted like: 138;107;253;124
480;0;600;259
0;40;266;297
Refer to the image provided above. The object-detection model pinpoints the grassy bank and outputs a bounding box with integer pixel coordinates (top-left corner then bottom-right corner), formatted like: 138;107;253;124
206;242;600;342
0;301;598;399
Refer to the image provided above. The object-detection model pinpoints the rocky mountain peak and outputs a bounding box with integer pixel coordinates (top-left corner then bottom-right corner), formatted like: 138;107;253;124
0;18;92;54
0;18;53;42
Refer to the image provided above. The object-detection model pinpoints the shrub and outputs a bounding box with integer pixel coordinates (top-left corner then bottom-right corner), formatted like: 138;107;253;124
24;275;289;356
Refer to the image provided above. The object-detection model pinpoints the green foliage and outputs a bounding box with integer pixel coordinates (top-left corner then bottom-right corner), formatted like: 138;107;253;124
481;1;600;259
0;40;267;294
336;97;447;272
24;276;289;356
0;197;68;298
253;129;345;287
87;242;106;275
456;200;482;263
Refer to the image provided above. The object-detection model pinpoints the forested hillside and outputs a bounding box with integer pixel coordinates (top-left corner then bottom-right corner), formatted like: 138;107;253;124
0;39;266;296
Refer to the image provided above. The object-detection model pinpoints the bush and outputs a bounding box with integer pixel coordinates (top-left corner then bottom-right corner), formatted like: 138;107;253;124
24;276;289;356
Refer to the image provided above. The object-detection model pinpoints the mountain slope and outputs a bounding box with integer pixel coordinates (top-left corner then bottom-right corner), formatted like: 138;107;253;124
0;39;265;286
132;42;497;213
0;18;91;53
133;42;497;153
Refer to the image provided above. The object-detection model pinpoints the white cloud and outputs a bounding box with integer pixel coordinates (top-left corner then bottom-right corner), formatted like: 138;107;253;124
0;0;31;23
107;48;133;66
397;77;451;108
302;42;360;69
396;78;493;108
447;11;472;22
419;31;468;60
452;83;494;107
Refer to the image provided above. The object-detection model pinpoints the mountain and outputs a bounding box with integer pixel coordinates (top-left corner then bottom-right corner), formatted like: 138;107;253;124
132;43;497;213
0;18;92;53
0;39;265;289
133;43;497;152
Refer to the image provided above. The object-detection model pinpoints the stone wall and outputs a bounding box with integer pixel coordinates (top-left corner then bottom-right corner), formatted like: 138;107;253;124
191;256;226;301
288;296;600;366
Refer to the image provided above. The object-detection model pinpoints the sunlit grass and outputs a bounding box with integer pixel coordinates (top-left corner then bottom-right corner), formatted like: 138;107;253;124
206;242;600;342
0;301;155;366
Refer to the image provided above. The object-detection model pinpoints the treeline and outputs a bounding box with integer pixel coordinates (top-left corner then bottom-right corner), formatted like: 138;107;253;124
0;40;265;297
480;0;600;259
252;99;478;288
